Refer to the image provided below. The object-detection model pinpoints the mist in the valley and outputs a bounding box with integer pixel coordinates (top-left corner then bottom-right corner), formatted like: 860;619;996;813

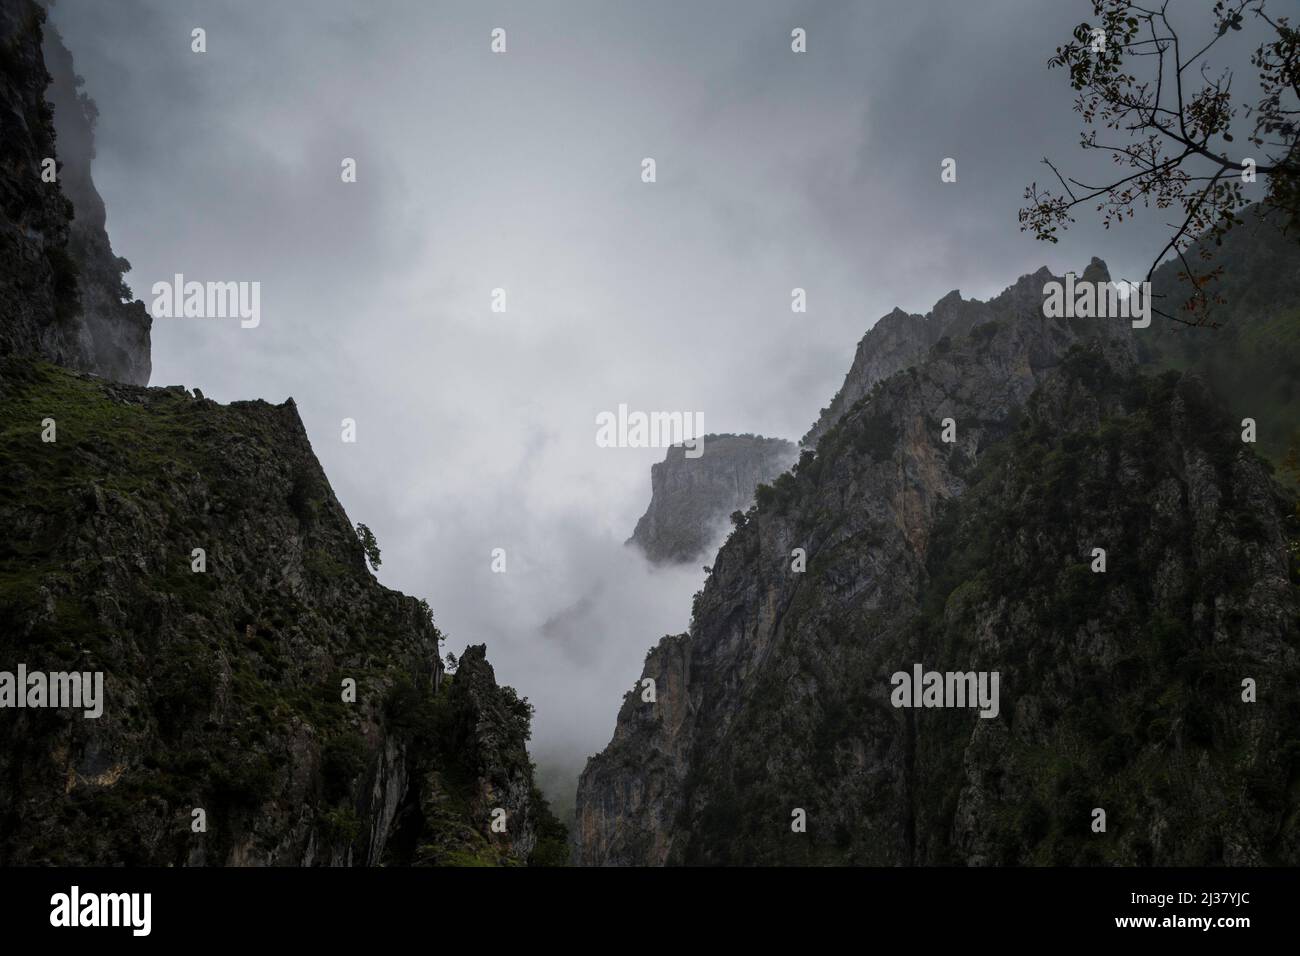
46;0;1269;812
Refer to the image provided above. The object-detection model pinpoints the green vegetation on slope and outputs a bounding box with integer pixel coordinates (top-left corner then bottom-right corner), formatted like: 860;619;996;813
0;359;566;865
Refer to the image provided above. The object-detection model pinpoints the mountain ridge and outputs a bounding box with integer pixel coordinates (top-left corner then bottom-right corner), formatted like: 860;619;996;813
575;237;1300;865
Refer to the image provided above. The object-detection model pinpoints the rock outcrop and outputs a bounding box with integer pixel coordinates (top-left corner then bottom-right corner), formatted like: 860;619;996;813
628;434;799;565
576;244;1300;865
0;0;149;383
404;645;568;866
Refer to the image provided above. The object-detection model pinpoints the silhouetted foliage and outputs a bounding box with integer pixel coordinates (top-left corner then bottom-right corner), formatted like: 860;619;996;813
1021;0;1298;326
355;522;381;570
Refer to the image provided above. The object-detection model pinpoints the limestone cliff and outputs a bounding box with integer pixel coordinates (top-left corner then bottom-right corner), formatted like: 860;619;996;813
800;259;1112;449
628;434;798;565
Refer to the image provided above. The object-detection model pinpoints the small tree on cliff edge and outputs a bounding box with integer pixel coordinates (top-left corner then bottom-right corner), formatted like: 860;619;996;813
355;522;381;571
1020;0;1298;328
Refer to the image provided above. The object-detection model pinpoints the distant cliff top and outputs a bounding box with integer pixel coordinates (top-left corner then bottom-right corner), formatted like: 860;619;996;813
627;433;798;566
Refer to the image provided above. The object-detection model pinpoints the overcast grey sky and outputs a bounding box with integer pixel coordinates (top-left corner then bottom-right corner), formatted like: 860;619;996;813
47;0;1272;805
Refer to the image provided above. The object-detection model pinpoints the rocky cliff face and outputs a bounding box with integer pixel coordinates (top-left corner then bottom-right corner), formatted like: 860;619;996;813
0;0;562;865
628;434;799;565
576;245;1300;865
0;1;78;364
0;0;149;383
41;19;151;385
